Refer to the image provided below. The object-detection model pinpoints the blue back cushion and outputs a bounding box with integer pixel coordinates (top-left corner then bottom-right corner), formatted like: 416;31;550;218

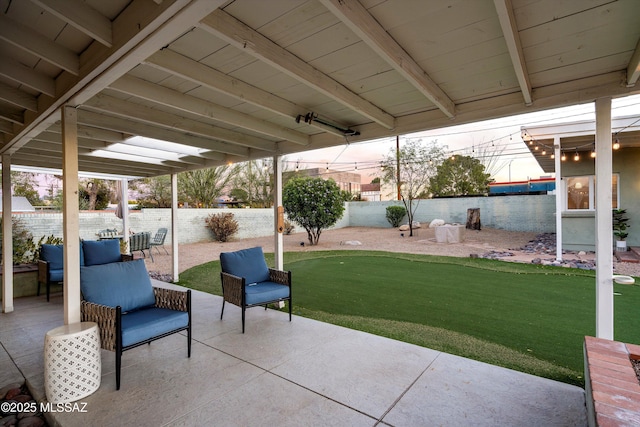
41;244;63;270
82;239;121;266
220;247;270;284
80;259;156;312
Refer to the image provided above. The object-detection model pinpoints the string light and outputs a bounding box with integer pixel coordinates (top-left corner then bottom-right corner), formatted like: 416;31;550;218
561;152;567;161
613;139;620;150
590;150;596;158
573;151;580;161
550;153;555;159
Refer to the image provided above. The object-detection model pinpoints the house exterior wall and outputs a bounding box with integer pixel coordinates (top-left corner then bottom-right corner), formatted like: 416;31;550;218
560;147;640;251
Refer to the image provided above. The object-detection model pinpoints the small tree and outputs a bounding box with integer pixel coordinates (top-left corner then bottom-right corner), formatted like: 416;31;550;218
429;155;491;197
283;177;345;245
379;139;445;237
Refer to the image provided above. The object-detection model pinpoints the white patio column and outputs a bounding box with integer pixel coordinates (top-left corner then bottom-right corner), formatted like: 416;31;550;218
2;154;13;313
171;173;179;282
62;105;81;325
121;178;129;248
273;155;284;270
594;97;613;339
554;136;562;262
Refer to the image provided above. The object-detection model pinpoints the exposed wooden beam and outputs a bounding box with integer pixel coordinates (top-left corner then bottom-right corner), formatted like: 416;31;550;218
0;15;79;75
48;123;127;143
0;121;13;134
77;110;232;160
0;105;24;125
31;0;113;48
33;132;109;150
319;0;455;118
83;94;258;157
110;75;308;145
627;37;640;87
0;58;55;97
145;49;347;136
0;82;38;112
493;0;533;105
3;0;224;157
199;9;396;130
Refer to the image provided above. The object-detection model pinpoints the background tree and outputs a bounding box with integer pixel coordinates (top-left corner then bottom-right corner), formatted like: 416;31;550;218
131;175;173;208
429;155;491;197
283;177;345;246
11;172;42;206
379;139;445;236
78;179;111;210
231;159;274;207
178;165;240;208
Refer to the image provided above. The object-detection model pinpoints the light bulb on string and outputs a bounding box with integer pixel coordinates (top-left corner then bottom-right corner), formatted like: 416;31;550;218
561;152;566;162
574;151;580;162
613;139;620;150
590;150;596;158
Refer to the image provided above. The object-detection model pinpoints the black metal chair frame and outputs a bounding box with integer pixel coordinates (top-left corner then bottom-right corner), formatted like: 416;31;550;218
150;228;169;255
220;268;292;333
81;287;191;390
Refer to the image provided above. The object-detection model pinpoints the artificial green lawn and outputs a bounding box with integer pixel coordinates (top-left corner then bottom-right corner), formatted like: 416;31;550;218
176;250;640;387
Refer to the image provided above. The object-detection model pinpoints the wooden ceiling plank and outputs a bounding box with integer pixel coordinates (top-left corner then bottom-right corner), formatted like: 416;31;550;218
0;105;24;125
0;121;13;134
31;0;113;48
0;15;80;75
110;75;308;145
77;109;241;159
199;9;396;130
627;37;640;87
494;0;533;105
145;49;345;136
0;82;38;112
319;0;455;118
34;132;109;150
0;58;56;97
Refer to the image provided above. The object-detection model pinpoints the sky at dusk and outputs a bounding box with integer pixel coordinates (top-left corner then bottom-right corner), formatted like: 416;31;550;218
291;94;640;184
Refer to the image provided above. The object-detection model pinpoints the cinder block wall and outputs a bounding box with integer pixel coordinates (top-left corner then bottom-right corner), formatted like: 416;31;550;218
13;195;553;245
347;195;556;232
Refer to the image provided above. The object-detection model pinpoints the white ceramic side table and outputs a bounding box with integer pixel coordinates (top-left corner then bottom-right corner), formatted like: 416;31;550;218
44;322;101;403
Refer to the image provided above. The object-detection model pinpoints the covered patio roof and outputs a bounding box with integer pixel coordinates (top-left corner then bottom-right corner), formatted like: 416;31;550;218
1;0;639;176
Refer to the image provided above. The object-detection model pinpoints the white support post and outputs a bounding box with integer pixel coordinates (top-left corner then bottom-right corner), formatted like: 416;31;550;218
62;106;81;325
273;156;284;271
171;173;179;282
121;178;129;251
594;97;614;340
554;137;563;262
2;155;13;313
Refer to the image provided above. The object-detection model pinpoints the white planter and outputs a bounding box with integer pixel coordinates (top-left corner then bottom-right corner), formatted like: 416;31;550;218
616;240;627;252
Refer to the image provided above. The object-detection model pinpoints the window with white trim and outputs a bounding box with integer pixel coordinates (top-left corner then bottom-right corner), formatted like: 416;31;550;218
565;174;619;210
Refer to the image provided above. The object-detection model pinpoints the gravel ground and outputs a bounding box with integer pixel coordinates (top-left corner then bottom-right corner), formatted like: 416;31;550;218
141;226;640;279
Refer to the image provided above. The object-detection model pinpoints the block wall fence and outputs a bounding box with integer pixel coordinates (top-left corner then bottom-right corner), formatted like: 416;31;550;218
12;195;556;245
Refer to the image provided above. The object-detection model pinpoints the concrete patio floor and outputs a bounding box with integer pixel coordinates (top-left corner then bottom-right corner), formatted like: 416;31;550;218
1;282;587;426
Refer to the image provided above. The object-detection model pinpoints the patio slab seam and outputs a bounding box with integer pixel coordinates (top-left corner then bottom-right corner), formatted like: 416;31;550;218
193;333;383;423
375;353;443;426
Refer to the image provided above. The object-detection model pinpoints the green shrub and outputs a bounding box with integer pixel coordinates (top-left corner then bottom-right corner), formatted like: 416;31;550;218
385;205;407;227
204;212;239;242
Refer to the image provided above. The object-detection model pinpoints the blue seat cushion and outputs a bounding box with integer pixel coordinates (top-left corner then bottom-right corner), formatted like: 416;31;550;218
83;239;121;266
121;307;189;347
245;281;290;305
220;247;270;284
80;259;156;312
49;269;64;282
40;244;63;270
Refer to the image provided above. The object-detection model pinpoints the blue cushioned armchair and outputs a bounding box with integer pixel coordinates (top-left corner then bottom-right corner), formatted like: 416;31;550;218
38;239;131;301
220;247;292;333
80;259;191;390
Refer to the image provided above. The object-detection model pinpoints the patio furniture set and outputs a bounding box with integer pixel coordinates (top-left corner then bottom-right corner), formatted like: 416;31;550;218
38;240;291;400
